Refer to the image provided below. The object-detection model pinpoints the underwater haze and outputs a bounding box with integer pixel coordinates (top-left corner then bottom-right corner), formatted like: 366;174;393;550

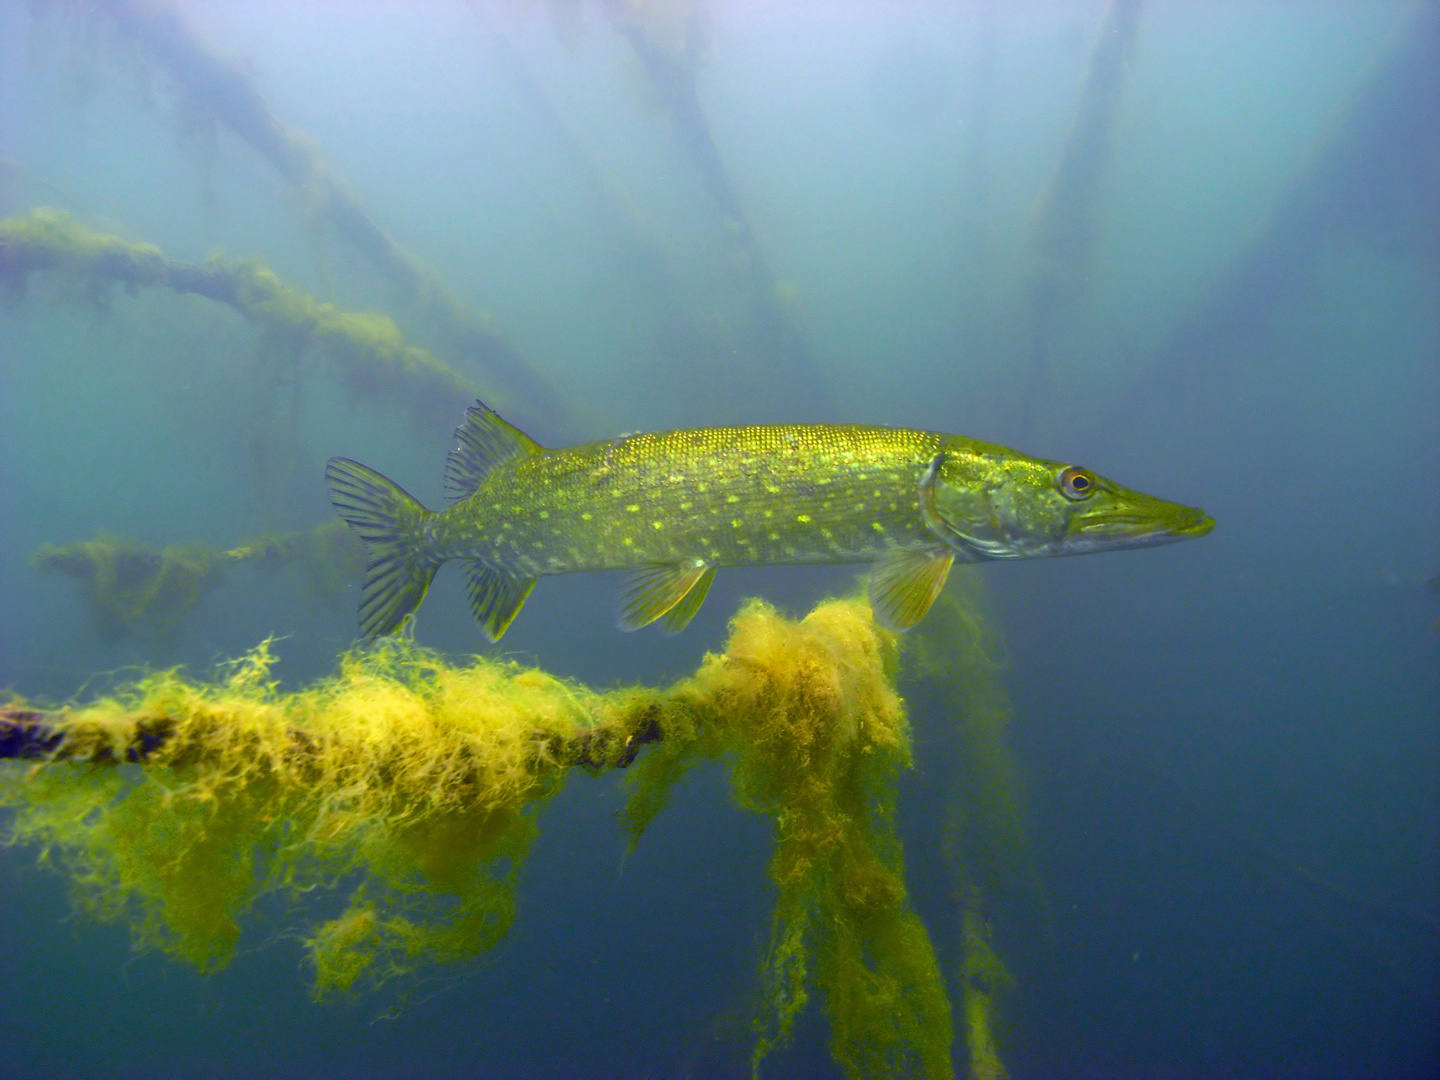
1;1;1437;1078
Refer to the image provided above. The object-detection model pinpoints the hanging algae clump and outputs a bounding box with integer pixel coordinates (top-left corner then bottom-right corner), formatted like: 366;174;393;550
623;600;953;1079
0;630;652;990
1;597;969;1076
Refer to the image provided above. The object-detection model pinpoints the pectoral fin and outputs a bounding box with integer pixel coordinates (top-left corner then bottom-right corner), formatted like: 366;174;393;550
466;561;536;642
660;566;714;633
868;548;953;630
617;560;713;632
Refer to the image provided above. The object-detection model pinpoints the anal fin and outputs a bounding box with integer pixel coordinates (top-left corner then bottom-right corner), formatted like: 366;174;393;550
466;561;536;642
617;560;713;632
868;547;953;631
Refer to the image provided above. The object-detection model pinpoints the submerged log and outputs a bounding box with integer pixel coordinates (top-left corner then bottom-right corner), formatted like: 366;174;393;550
70;0;582;440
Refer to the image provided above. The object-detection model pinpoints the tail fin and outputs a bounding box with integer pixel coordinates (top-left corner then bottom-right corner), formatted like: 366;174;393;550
325;457;437;637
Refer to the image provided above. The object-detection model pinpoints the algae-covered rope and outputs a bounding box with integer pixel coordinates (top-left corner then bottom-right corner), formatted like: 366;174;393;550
0;599;958;1076
0;703;662;773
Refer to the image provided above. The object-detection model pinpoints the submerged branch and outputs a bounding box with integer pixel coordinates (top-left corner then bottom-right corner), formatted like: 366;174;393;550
0;692;662;774
0;597;961;1074
0;208;477;429
30;522;364;641
51;0;582;439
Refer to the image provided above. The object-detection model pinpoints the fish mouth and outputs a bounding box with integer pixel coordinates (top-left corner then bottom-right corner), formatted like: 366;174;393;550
1125;505;1214;538
1074;503;1214;550
1171;507;1216;537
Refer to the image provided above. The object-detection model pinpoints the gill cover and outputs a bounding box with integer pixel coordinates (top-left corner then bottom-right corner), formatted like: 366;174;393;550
866;453;956;631
915;448;1022;560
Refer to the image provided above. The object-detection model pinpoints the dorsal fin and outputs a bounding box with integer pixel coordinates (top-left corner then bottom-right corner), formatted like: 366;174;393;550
445;400;543;503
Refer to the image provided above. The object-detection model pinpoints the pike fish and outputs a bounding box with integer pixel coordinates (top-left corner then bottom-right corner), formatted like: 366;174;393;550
326;400;1213;641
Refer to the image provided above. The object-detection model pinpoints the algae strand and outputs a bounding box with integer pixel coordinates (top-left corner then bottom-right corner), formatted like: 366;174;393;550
909;572;1039;1080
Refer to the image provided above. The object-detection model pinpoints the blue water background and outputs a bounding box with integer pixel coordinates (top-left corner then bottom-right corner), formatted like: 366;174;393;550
1;1;1436;1077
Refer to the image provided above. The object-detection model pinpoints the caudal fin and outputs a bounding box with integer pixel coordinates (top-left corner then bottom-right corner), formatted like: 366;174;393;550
325;457;436;637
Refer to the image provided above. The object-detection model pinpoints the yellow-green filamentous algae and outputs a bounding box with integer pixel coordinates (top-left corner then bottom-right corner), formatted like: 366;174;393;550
327;399;1214;640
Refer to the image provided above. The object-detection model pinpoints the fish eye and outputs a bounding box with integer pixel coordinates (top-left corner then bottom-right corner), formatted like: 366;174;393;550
1058;466;1096;500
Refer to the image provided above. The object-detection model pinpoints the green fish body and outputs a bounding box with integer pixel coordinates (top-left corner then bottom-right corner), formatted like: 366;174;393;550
327;401;1213;641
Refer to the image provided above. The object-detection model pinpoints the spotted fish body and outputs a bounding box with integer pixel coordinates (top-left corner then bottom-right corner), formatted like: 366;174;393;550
442;425;941;575
327;401;1213;641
